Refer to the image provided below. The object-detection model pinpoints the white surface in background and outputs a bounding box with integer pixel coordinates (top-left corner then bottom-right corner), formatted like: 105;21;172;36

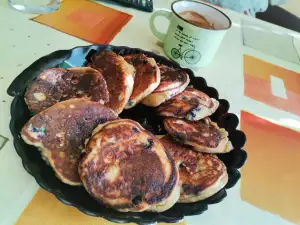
281;0;300;18
0;1;300;225
241;19;300;64
270;75;287;99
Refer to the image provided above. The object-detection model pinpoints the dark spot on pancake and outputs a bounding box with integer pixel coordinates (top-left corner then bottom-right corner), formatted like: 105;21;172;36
182;96;188;100
179;163;184;168
132;127;139;133
182;184;205;195
177;71;188;82
144;138;154;149
127;100;133;107
174;133;185;142
71;79;79;85
195;107;201;112
189;110;196;118
132;195;143;205
28;124;46;134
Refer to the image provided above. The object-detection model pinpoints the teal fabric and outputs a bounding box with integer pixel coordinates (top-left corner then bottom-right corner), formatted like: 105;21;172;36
205;0;269;16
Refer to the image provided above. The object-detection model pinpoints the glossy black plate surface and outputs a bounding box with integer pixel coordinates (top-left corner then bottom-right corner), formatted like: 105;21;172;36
7;45;247;225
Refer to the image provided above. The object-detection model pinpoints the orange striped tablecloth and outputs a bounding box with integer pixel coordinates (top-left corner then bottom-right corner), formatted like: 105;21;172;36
16;189;186;225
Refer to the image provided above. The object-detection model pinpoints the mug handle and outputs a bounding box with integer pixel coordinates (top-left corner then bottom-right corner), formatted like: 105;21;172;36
150;9;172;41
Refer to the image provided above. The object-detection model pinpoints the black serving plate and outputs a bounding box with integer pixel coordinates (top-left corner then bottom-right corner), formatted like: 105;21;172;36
7;45;247;225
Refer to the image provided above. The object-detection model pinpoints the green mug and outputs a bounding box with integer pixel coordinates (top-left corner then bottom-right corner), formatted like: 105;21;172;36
150;0;231;67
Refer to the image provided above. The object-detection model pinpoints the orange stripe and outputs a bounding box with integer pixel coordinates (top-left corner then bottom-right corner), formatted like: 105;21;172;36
240;111;300;224
16;189;186;225
244;55;300;94
244;73;300;116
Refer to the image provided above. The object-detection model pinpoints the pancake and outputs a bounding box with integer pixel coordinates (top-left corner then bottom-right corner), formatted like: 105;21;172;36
79;119;180;212
91;50;135;114
21;99;118;185
157;86;219;121
141;65;190;107
160;136;228;203
24;67;109;114
163;118;233;154
124;54;160;109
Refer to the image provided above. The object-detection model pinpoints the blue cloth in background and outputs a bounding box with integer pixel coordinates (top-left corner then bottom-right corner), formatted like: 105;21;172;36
205;0;269;16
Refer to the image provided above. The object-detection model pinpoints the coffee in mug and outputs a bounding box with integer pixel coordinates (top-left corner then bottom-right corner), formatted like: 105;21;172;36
150;0;231;67
178;11;215;29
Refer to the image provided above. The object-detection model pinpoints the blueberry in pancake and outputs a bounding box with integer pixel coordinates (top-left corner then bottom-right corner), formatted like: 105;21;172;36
163;118;233;154
21;99;118;185
141;64;190;107
160;136;228;203
24;67;109;114
157;86;219;121
79;119;180;212
91;50;135;114
124;54;160;109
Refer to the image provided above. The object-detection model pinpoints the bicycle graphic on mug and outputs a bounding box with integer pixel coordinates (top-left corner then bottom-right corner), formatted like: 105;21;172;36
171;44;201;64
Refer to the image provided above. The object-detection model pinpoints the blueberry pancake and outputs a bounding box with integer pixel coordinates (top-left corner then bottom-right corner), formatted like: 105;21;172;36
91;50;135;114
79;119;180;212
124;54;160;109
163;118;233;154
141;65;190;107
21;99;118;185
24;67;109;114
160;136;228;203
157;86;219;121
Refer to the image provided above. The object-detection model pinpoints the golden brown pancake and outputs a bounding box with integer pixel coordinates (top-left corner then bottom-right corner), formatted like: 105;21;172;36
91;50;135;114
24;67;109;114
21;99;118;185
124;54;160;108
164;118;233;154
79;119;180;212
157;86;219;120
160;136;228;203
141;65;190;107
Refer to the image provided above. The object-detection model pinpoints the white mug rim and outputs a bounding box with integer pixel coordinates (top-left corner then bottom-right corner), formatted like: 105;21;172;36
171;0;232;31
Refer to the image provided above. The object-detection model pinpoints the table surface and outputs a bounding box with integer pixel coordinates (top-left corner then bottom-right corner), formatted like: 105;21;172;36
0;0;300;225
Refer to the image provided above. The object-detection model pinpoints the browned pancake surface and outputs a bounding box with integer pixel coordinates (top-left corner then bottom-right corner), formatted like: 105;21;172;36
21;99;118;185
160;136;227;200
157;86;214;118
25;67;109;113
91;50;135;114
155;65;189;93
80;120;178;211
164;118;222;148
124;54;160;107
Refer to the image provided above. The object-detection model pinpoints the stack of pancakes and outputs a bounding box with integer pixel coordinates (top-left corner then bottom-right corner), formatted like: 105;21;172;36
21;50;232;212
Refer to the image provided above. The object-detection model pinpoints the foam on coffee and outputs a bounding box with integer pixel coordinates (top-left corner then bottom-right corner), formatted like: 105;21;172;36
179;11;215;29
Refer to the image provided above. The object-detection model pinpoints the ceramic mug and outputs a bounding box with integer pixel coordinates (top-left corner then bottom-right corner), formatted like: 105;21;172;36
150;0;232;67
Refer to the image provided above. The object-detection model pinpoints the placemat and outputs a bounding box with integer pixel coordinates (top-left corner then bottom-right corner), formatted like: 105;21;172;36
240;111;300;224
15;189;186;225
243;54;300;116
32;0;132;44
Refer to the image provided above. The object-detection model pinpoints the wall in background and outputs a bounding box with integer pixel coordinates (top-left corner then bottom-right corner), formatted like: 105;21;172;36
281;0;300;18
